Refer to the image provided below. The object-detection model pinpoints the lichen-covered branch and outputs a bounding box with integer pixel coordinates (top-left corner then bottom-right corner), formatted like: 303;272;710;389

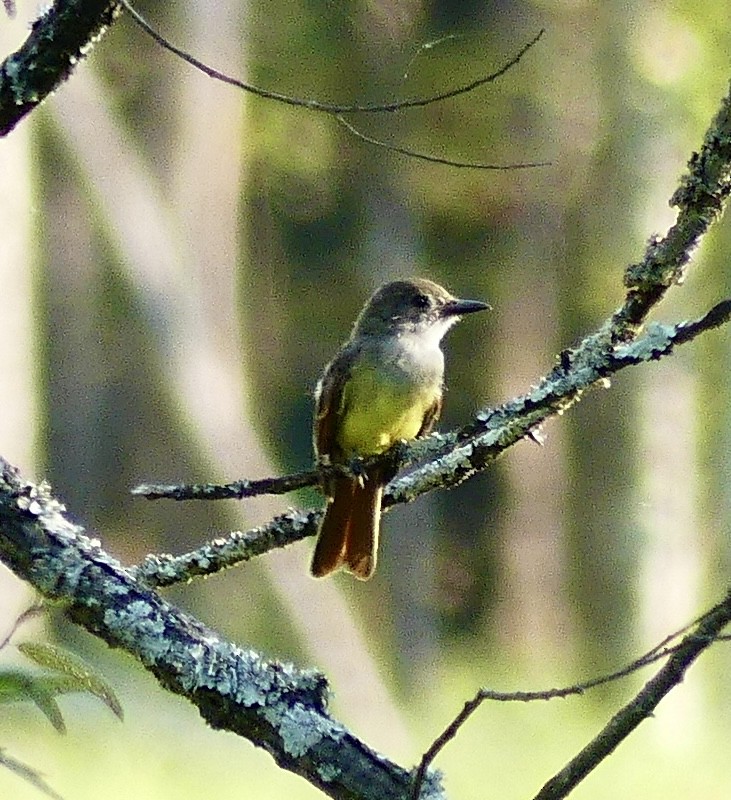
0;460;438;800
2;456;728;800
0;0;119;136
129;79;731;590
390;299;731;503
134;508;318;588
133;300;731;590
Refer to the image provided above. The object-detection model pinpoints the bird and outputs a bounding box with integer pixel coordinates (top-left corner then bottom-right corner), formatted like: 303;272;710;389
310;278;490;580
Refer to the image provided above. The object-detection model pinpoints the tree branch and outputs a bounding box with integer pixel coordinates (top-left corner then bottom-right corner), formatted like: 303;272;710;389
0;0;119;136
0;459;434;800
120;2;544;116
116;1;546;170
334;114;550;170
131;297;731;507
131;300;731;590
0;0;543;148
1;457;728;800
132;468;320;502
532;592;731;800
410;607;727;799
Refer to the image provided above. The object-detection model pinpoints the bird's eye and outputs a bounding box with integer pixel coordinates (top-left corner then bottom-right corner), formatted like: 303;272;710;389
412;293;431;310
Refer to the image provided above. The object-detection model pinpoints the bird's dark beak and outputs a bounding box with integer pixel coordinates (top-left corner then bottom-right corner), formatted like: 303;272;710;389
442;297;491;317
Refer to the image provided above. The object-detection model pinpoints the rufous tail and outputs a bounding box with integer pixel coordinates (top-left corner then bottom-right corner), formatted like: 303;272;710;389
311;475;382;580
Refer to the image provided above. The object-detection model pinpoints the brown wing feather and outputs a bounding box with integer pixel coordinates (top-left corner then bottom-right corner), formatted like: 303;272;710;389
417;395;442;438
314;346;358;467
312;346;367;578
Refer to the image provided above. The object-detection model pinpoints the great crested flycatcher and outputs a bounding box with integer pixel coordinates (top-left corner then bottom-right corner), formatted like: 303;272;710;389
311;278;490;580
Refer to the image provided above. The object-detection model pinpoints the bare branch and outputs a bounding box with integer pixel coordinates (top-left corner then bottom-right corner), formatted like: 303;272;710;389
532;592;731;800
0;0;543;155
120;1;544;116
391;79;731;497
334;115;550;170
410;612;713;799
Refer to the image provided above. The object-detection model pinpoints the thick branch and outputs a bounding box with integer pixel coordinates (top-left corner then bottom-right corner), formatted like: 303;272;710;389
0;459;436;800
0;0;119;136
2;457;729;800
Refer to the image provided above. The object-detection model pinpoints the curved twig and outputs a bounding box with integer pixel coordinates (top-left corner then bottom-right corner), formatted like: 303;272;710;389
120;2;544;116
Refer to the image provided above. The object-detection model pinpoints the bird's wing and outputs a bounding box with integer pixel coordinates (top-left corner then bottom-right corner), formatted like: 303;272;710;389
314;345;357;464
417;394;442;438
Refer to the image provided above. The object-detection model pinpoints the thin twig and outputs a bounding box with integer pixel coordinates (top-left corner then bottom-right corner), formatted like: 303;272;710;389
409;612;712;799
335;114;550;170
131;469;319;501
0;601;44;651
532;592;731;800
120;0;543;115
131;444;410;501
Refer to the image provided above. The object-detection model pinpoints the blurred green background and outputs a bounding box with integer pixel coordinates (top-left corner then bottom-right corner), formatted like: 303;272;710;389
2;0;731;798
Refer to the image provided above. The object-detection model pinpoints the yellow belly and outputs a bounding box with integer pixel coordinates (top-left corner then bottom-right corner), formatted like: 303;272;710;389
337;363;439;456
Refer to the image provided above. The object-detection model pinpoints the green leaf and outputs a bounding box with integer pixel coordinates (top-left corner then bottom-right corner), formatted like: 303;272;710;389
18;642;124;721
0;671;66;733
0;747;65;800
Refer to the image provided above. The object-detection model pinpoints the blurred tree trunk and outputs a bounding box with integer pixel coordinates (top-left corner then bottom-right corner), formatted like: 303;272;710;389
559;6;650;672
0;17;36;615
